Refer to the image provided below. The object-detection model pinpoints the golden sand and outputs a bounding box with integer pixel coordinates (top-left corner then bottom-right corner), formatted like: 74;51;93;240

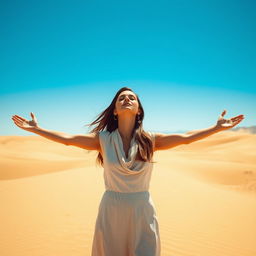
0;130;255;256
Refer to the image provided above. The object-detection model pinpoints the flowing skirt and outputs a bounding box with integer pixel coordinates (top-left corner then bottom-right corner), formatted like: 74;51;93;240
91;190;161;256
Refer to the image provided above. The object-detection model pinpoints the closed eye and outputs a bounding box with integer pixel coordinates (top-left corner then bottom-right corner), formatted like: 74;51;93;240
119;95;136;101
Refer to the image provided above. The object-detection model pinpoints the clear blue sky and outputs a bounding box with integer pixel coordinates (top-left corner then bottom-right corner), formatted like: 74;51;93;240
1;0;255;135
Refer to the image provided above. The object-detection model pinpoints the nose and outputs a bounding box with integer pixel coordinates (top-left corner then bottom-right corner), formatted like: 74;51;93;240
124;96;130;102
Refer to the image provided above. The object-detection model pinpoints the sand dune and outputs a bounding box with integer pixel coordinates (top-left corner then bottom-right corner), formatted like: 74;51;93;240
0;130;256;256
0;136;95;180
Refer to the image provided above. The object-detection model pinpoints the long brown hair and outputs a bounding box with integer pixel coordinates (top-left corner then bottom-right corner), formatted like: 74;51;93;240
85;87;155;166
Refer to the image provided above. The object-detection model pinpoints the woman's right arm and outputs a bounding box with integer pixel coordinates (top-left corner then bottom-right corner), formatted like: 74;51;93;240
11;113;100;151
33;127;100;150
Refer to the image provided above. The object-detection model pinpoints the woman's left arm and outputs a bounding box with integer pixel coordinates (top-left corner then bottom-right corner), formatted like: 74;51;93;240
185;110;245;144
154;110;245;151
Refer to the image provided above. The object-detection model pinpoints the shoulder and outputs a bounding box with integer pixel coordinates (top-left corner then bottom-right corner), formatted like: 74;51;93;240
98;130;111;139
98;130;112;147
146;131;156;137
144;131;156;141
143;131;156;151
98;130;116;155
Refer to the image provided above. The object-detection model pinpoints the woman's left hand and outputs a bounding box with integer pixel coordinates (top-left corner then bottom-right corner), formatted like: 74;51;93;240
215;110;245;131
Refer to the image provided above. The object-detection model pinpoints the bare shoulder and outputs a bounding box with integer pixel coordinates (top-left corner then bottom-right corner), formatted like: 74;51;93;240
154;132;189;151
67;132;101;152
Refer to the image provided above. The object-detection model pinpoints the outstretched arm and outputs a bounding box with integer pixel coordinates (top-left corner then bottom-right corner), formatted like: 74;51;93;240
11;113;100;150
154;110;245;151
185;110;244;144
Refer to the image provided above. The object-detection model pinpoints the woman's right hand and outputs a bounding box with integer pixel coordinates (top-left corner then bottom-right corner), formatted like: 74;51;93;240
11;112;39;132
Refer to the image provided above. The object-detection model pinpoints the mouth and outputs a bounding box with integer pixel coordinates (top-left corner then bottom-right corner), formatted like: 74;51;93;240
122;103;132;106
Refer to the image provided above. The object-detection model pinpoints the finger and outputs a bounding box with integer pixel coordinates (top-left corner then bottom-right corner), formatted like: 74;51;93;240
12;116;20;122
13;119;23;128
231;114;244;120
33;113;38;122
12;116;26;124
233;119;243;126
12;116;27;123
12;115;27;122
231;116;244;122
13;118;24;126
221;110;227;117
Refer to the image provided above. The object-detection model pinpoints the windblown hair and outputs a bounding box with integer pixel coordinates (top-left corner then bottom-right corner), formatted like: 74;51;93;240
85;87;155;166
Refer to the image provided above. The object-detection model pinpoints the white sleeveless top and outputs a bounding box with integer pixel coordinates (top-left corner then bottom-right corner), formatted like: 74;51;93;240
98;128;156;193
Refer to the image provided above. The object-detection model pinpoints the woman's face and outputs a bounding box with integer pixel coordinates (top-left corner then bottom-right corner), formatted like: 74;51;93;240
114;90;141;116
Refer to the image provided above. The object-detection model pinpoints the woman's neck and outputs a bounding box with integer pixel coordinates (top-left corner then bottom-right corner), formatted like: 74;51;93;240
117;115;135;140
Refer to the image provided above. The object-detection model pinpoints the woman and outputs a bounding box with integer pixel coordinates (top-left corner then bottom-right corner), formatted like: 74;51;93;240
11;87;245;256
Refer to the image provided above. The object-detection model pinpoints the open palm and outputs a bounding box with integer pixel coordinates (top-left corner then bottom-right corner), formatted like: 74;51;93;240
216;110;244;131
11;112;39;131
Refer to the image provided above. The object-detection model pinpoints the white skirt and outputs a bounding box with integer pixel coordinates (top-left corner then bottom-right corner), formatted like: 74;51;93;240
91;190;161;256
